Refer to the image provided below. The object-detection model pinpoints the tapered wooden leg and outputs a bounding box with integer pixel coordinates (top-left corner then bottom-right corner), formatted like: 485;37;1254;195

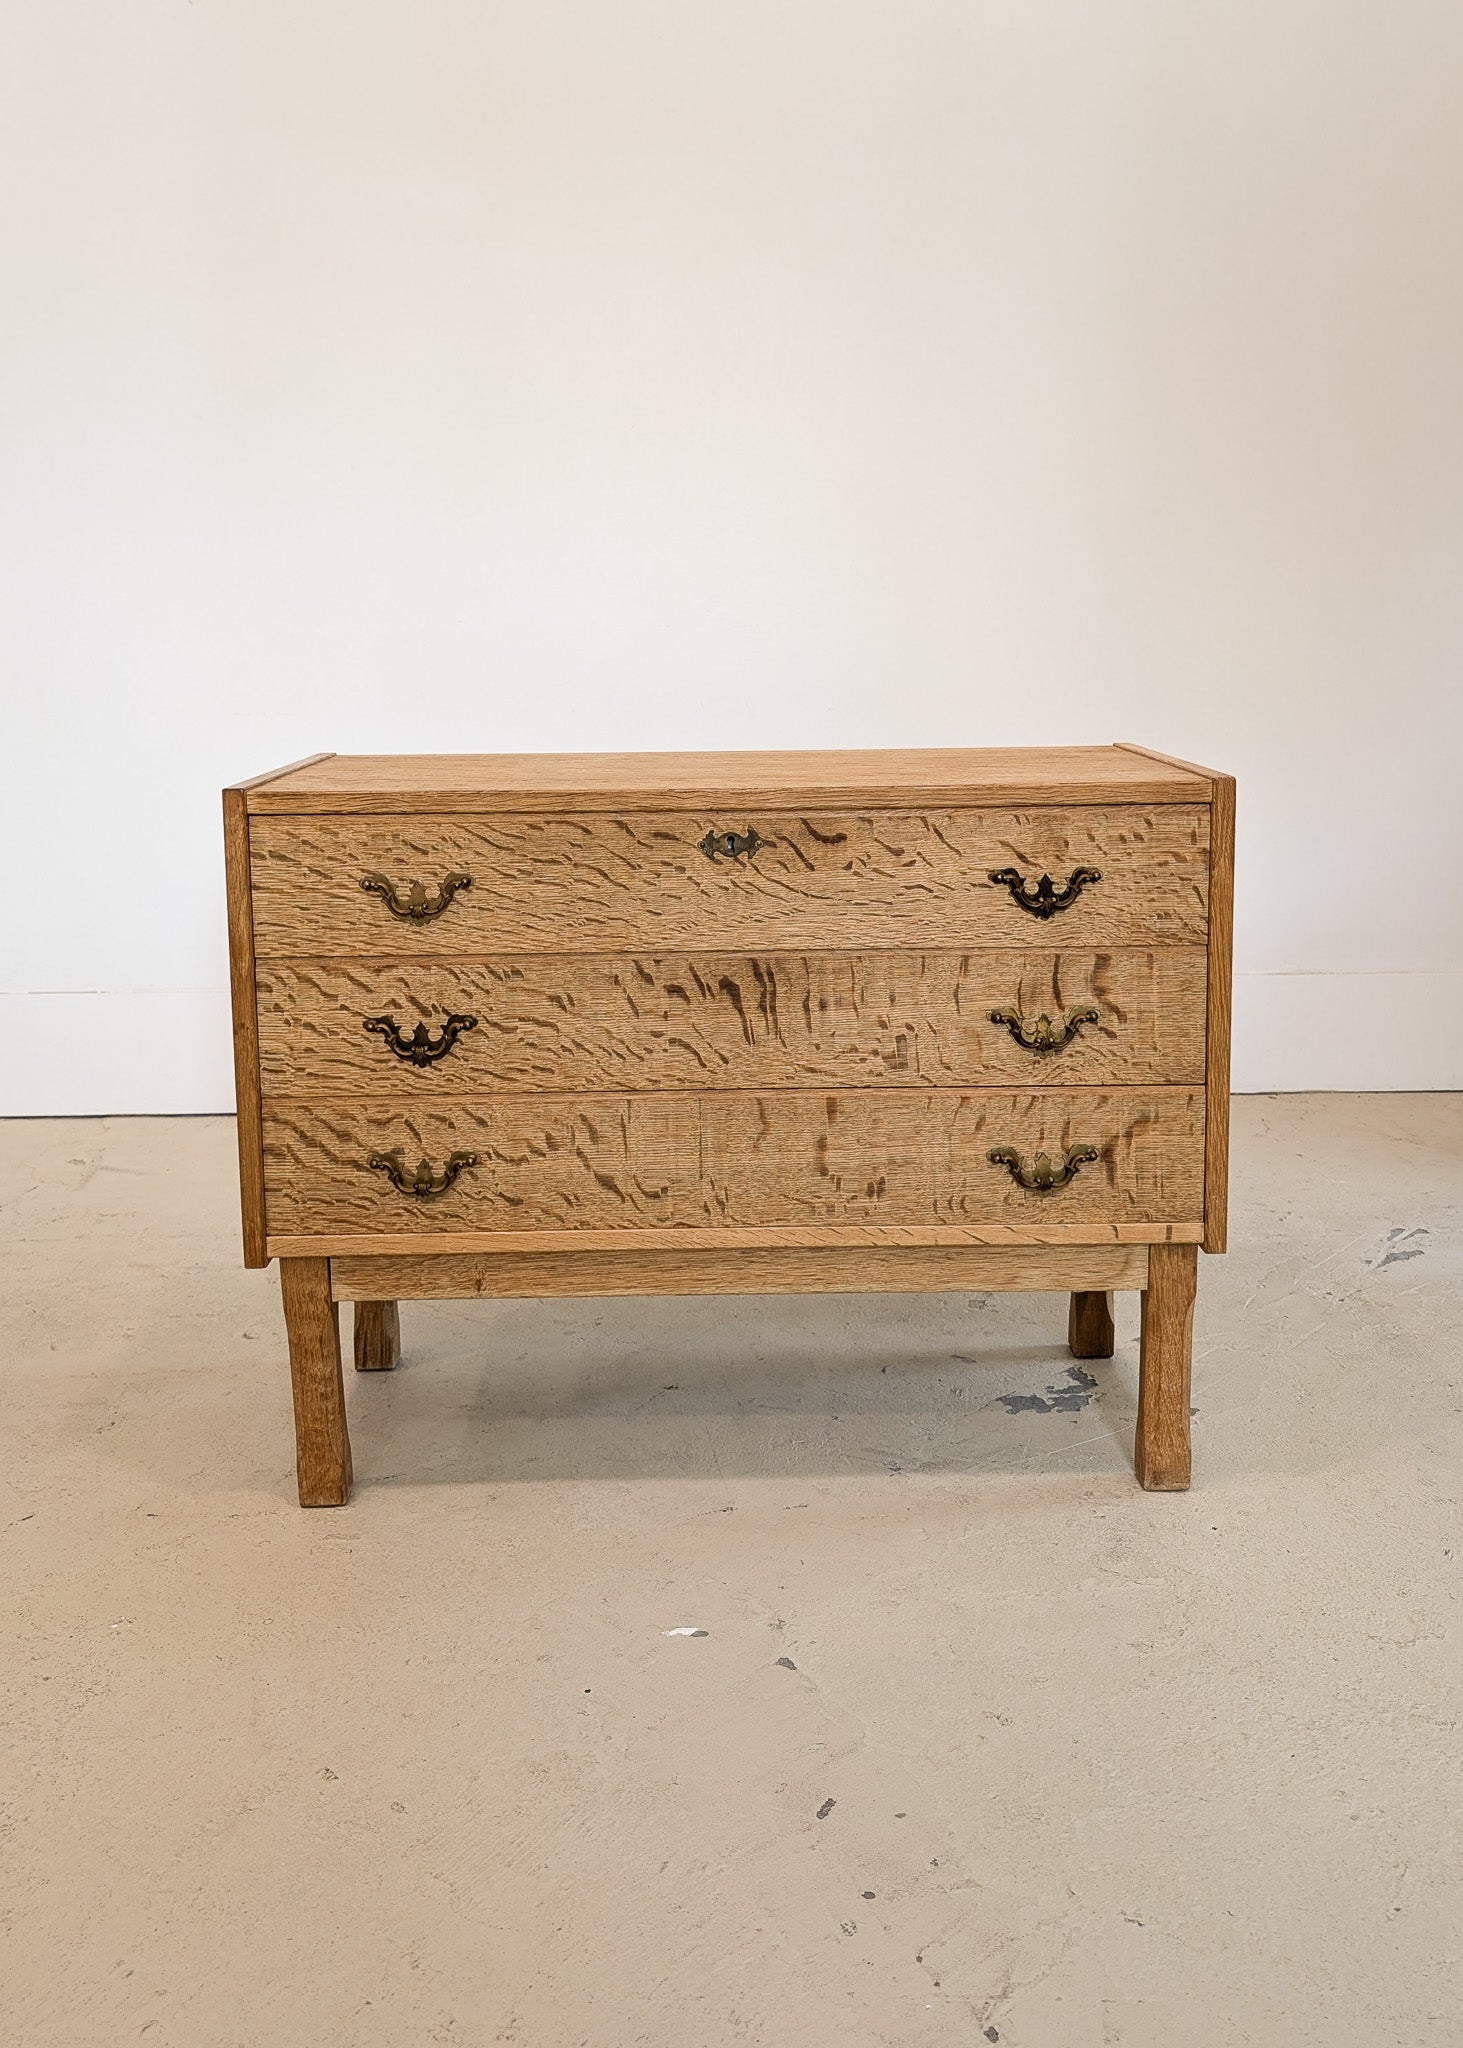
1135;1243;1197;1491
279;1257;353;1507
1068;1290;1115;1359
353;1300;401;1373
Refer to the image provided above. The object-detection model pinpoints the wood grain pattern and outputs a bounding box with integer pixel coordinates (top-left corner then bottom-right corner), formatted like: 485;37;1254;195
255;948;1208;1097
278;1221;1202;1255
224;758;339;1263
223;787;268;1267
1135;1241;1197;1489
329;1243;1151;1300
353;1299;400;1372
1067;1290;1115;1358
245;746;1211;815
261;1087;1204;1237
278;1256;352;1505
1202;775;1235;1254
250;807;1211;958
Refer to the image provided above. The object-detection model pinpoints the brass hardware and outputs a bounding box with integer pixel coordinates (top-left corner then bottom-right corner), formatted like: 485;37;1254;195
359;871;472;922
699;827;769;862
989;1003;1098;1055
987;1143;1099;1192
367;1149;478;1198
363;1013;478;1067
988;866;1102;918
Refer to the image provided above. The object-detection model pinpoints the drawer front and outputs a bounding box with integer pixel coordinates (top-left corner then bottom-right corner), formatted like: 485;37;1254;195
249;807;1210;956
256;949;1208;1095
261;1087;1204;1237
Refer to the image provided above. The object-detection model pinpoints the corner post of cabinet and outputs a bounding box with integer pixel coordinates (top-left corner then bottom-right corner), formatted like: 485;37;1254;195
1202;775;1235;1254
223;785;268;1268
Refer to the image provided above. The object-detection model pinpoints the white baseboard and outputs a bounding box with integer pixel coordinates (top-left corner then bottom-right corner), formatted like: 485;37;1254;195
1231;969;1463;1092
0;972;1458;1116
0;991;238;1117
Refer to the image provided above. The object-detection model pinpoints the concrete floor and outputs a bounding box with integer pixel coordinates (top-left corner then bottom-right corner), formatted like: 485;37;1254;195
2;1097;1460;2047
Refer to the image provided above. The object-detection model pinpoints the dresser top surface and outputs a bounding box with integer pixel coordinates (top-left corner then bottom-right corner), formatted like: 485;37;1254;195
237;744;1220;814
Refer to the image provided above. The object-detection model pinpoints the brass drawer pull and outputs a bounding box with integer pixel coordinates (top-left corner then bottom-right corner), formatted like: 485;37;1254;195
363;1013;478;1067
367;1149;478;1198
988;866;1101;918
360;871;472;921
699;827;769;862
988;1143;1098;1192
989;1003;1098;1054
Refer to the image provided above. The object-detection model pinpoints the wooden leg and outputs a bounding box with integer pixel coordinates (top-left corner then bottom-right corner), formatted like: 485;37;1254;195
279;1257;353;1507
1135;1243;1197;1491
353;1300;401;1373
1068;1290;1115;1359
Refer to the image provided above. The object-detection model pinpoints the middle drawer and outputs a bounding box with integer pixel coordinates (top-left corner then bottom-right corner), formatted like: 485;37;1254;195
256;949;1207;1096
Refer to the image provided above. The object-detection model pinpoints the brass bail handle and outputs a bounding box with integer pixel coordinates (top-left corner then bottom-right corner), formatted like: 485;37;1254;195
367;1149;478;1198
988;866;1101;919
360;871;472;922
989;1004;1098;1054
987;1143;1099;1192
363;1014;478;1067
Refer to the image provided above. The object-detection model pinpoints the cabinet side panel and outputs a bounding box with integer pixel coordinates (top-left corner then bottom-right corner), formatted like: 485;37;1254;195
1203;776;1235;1252
224;787;269;1266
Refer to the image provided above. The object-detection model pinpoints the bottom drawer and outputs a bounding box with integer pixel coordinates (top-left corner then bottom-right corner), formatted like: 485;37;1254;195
262;1088;1204;1239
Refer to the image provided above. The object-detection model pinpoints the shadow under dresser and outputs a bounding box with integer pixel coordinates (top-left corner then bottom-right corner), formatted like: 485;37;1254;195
224;744;1234;1504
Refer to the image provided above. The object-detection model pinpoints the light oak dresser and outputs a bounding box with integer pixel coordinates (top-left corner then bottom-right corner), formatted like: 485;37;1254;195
224;746;1234;1505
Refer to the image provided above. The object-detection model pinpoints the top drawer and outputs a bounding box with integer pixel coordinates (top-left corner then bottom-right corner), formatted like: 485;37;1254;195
249;807;1210;957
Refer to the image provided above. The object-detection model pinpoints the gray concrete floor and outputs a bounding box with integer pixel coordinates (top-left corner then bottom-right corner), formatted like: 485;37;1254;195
2;1097;1460;2047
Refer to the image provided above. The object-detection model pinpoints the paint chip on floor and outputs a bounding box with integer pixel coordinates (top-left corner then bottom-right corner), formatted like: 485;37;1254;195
994;1363;1097;1415
663;1626;708;1637
1378;1225;1429;1268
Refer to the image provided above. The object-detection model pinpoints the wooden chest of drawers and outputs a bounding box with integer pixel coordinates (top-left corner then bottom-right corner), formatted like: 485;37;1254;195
225;745;1234;1504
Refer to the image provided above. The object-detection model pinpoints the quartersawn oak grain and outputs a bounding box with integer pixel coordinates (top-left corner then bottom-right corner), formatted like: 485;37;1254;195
249;807;1212;957
246;745;1211;815
275;1222;1203;1255
328;1243;1151;1300
261;1086;1205;1237
255;948;1208;1097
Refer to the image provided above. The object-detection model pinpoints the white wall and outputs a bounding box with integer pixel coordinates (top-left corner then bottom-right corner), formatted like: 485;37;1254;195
3;1;1461;1114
